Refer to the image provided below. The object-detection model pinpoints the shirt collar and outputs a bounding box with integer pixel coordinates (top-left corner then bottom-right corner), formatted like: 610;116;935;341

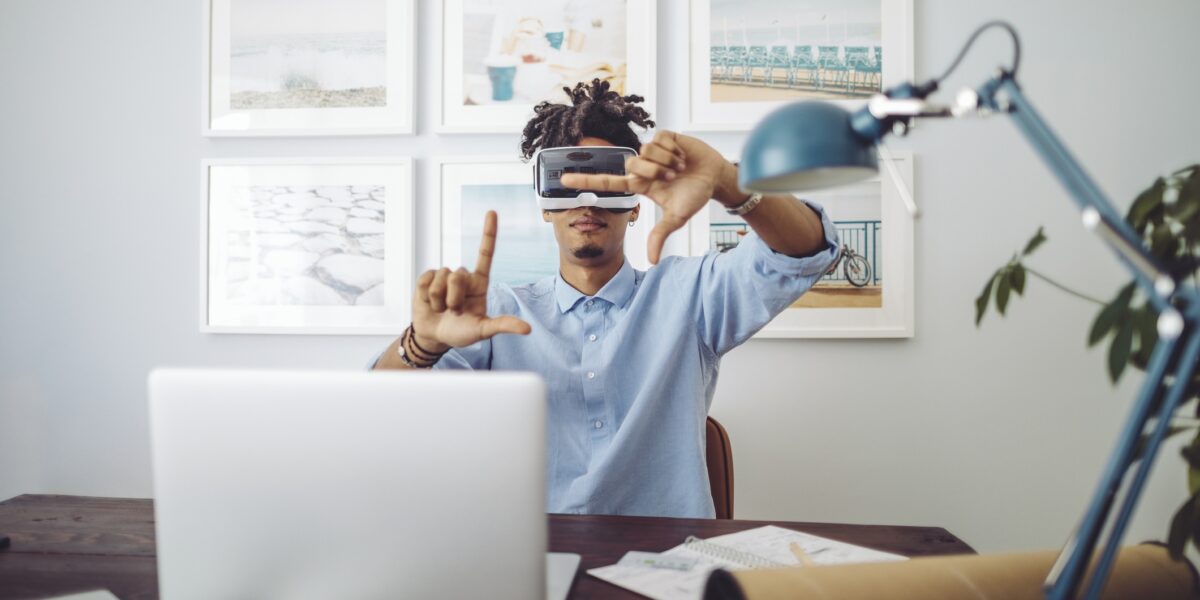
554;259;637;313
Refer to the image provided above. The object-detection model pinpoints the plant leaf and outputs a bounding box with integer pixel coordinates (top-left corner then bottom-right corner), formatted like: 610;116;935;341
1176;169;1200;241
1168;492;1197;560
1011;263;1027;296
1191;497;1200;557
1151;224;1177;260
1132;305;1160;370
975;274;997;327
1179;166;1200;208
996;270;1012;315
1128;178;1165;230
1171;198;1200;224
1089;283;1136;347
1021;227;1048;256
1108;318;1134;383
1186;456;1200;493
1183;433;1200;492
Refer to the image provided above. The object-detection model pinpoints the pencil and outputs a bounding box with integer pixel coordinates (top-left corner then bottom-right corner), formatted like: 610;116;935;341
789;542;815;567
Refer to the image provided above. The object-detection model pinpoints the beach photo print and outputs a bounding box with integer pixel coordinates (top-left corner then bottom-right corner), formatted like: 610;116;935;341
203;158;413;334
437;158;658;280
439;0;655;132
686;0;912;131
689;152;914;338
206;0;415;135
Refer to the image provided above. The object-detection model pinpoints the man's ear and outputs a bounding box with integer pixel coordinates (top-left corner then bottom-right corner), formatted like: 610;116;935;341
542;210;553;223
630;204;641;223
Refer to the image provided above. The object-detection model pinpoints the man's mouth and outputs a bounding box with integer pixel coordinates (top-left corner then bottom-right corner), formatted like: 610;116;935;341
571;216;607;233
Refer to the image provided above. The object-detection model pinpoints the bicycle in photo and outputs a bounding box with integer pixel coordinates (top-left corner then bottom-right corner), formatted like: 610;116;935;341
826;244;872;287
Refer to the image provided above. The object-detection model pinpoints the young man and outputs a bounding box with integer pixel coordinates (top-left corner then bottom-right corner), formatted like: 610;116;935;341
374;80;839;518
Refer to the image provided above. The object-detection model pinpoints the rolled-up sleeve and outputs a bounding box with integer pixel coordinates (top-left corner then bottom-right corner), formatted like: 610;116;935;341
697;198;840;355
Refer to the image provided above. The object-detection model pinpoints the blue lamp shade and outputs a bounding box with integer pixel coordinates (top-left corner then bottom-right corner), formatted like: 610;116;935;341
738;101;879;193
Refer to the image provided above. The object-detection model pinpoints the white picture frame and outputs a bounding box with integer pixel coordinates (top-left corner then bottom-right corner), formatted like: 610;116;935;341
204;0;416;136
686;0;914;132
202;157;414;334
688;151;915;338
435;156;658;283
438;0;657;133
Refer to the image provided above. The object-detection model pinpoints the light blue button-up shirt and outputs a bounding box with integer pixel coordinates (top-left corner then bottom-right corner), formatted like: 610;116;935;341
412;201;838;518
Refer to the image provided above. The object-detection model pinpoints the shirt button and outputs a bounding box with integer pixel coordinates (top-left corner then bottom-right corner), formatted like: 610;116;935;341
586;300;594;307
587;371;596;379
588;334;597;342
594;420;604;429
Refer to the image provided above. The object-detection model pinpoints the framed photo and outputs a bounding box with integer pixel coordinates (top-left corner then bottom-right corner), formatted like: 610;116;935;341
205;0;416;136
688;152;914;338
436;157;658;284
438;0;657;133
203;158;414;334
686;0;913;131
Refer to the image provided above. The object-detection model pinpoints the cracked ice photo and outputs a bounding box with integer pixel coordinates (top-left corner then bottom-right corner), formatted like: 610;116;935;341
224;185;386;306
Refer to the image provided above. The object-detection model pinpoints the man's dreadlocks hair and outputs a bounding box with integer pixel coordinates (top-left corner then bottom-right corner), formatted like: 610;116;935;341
519;79;655;160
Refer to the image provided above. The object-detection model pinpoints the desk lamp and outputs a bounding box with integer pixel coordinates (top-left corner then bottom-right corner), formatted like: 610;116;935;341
739;21;1200;600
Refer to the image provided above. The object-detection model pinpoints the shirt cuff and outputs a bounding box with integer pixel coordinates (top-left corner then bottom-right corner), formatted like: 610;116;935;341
751;198;841;277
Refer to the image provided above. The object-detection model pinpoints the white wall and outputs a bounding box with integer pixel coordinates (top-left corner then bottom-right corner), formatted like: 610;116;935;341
1;0;1197;554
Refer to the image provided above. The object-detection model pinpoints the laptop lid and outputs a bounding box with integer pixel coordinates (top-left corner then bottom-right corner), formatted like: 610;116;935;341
149;369;546;600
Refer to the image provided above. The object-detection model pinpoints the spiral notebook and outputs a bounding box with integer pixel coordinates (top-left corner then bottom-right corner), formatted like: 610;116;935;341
587;525;908;600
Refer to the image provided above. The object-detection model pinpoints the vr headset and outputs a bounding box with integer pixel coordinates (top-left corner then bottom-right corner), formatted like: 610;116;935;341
532;146;639;212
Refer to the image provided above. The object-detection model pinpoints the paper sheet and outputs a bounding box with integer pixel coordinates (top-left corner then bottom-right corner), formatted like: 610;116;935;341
587;525;907;600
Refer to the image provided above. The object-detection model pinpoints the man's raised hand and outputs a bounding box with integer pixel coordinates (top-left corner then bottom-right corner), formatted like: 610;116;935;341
411;210;531;351
560;131;736;264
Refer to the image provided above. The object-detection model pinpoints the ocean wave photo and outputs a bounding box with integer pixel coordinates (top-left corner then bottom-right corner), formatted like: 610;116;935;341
229;0;387;110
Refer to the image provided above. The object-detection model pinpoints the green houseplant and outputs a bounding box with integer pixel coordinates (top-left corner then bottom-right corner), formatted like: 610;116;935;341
975;164;1200;558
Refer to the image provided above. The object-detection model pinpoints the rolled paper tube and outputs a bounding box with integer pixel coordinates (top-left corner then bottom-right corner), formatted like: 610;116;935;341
703;544;1198;600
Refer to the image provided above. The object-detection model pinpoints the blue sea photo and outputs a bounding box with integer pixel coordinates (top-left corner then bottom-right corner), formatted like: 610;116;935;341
461;184;560;287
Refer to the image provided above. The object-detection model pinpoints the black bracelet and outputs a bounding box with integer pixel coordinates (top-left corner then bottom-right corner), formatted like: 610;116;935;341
396;329;424;368
398;326;437;368
404;331;435;364
408;324;446;359
404;325;445;365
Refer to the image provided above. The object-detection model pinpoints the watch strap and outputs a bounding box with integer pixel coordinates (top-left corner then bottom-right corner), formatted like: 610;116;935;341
725;192;763;216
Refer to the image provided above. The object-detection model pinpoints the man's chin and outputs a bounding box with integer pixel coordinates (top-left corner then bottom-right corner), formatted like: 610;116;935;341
571;244;605;260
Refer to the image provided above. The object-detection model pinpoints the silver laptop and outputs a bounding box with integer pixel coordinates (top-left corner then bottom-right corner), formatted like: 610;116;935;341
149;369;574;600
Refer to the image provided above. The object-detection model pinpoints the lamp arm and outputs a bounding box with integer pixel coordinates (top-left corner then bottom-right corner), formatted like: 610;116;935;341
841;24;1200;600
1080;331;1200;600
982;74;1176;311
854;70;1200;600
972;72;1197;600
858;72;1176;306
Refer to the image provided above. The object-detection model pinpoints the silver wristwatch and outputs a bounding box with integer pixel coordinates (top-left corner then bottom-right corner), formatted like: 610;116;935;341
725;191;763;216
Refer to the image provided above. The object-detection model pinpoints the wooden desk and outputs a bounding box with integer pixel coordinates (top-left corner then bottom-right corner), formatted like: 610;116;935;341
0;494;974;599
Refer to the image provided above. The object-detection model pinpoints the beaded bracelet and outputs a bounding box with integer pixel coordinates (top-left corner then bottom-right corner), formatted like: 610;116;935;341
397;324;444;368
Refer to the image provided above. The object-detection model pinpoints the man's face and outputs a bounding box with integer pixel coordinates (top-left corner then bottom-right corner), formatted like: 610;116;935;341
541;136;641;267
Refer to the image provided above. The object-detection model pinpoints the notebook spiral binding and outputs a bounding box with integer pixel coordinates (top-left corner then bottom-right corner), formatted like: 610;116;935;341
683;536;788;569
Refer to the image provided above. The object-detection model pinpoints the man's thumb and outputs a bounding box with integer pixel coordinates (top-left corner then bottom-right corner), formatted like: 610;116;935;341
479;315;532;339
647;221;676;264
